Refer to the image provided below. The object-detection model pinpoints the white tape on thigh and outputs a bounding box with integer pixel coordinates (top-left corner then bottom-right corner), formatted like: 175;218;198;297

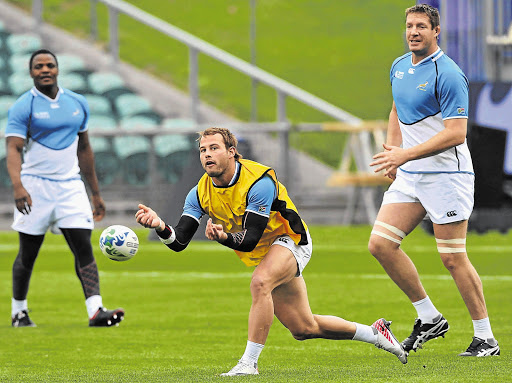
437;246;466;253
374;220;406;239
435;238;466;253
371;230;402;245
435;238;466;244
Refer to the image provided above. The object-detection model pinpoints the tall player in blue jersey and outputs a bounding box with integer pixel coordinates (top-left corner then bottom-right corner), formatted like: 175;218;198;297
369;4;499;357
6;49;124;327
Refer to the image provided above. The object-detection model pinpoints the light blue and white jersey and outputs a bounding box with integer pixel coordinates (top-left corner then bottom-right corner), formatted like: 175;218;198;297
6;87;89;181
390;48;473;174
182;173;276;223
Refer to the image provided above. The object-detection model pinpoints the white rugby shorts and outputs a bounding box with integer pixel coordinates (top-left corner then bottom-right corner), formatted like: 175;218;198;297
12;175;94;235
382;169;474;224
271;229;312;277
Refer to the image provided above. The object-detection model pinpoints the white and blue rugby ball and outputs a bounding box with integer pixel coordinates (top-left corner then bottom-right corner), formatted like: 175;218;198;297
99;225;139;261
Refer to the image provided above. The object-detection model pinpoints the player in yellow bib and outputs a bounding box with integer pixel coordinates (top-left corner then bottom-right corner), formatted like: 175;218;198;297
136;127;407;375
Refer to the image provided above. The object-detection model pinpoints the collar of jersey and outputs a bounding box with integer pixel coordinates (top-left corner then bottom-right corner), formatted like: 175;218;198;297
211;161;241;188
31;86;63;102
410;48;443;67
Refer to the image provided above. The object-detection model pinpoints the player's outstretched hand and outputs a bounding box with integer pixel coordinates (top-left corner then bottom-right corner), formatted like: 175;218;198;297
135;203;163;230
205;218;228;242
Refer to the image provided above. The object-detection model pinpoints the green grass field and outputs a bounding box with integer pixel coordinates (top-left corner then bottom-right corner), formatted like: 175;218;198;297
0;226;510;382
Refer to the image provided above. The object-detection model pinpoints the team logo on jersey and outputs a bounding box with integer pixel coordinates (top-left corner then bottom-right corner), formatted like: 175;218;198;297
258;206;266;213
457;107;465;115
416;81;428;91
73;109;80;116
394;71;404;79
33;112;50;119
408;68;415;74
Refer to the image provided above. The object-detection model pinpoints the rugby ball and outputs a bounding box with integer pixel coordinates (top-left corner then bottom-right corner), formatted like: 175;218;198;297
99;225;139;261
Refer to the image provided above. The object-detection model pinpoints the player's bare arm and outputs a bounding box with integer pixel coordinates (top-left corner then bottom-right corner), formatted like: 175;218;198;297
77;131;105;221
371;118;467;176
6;136;32;214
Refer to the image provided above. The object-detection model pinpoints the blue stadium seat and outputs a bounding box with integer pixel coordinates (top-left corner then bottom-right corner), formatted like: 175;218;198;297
0;137;10;187
161;118;196;130
114;93;153;119
0;77;10;96
87;72;127;95
59;73;88;94
6;33;42;56
8;53;31;75
154;134;193;183
112;135;151;185
87;115;118;131
84;94;113;116
8;73;33;96
89;136;119;186
0;96;18;119
57;54;86;74
119;116;158;131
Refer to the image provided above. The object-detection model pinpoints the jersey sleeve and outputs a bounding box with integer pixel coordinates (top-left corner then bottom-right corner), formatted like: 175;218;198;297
246;175;276;217
5;93;32;139
182;185;204;222
438;69;469;120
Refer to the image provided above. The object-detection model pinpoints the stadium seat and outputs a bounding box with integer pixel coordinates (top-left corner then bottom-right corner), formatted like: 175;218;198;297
112;135;151;185
57;54;86;74
89;136;119;186
83;94;113;116
0;96;17;119
8;53;32;75
87;72;128;95
0;137;11;187
87;115;118;131
114;93;153;119
119;116;158;131
8;73;33;96
0;77;10;96
59;73;89;94
6;33;42;56
161;118;196;130
154;134;193;183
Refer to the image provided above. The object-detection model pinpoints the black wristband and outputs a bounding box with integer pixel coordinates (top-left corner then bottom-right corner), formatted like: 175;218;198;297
157;225;173;239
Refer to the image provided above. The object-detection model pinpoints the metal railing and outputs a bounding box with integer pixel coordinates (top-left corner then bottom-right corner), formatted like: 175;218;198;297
82;0;362;126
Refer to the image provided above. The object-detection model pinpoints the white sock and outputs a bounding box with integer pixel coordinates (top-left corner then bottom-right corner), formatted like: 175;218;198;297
412;296;440;323
473;317;494;340
352;323;378;344
12;298;28;317
241;340;264;365
85;295;103;318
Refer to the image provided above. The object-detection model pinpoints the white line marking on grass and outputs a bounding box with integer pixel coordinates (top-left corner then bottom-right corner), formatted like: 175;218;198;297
97;271;512;282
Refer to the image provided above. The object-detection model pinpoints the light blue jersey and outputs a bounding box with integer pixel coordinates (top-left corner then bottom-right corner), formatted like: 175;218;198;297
182;172;276;223
390;49;473;174
6;87;89;181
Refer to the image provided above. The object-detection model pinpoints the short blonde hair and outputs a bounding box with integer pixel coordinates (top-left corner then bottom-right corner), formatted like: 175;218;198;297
197;127;243;160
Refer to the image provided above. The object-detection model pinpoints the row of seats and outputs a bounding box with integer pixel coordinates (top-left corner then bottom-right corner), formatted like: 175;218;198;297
0;23;196;187
0;134;194;187
0;28;162;123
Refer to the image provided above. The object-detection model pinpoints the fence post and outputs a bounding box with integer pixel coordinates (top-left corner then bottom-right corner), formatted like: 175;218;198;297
90;0;98;42
32;0;43;31
189;47;200;123
108;6;119;68
277;91;289;187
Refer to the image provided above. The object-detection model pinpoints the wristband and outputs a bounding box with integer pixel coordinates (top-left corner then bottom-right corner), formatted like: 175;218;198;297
157;225;176;245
